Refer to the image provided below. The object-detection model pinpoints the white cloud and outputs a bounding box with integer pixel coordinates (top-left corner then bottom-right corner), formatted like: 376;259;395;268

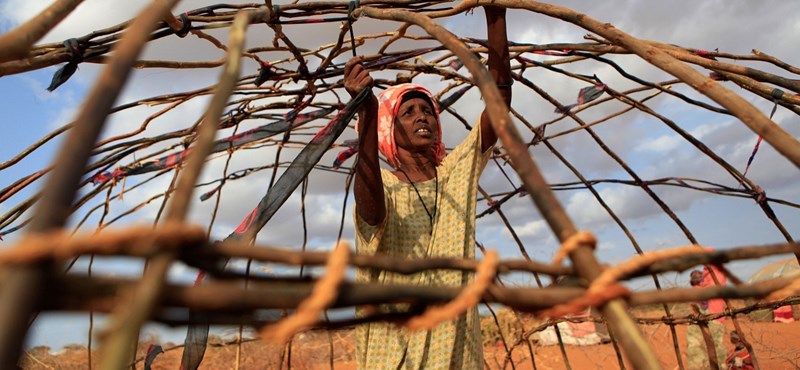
513;219;547;238
0;0;50;27
596;240;620;251
0;0;149;44
635;133;682;153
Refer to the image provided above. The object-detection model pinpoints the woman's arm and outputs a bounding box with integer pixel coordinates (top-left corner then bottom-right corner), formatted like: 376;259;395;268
345;57;385;226
480;7;512;153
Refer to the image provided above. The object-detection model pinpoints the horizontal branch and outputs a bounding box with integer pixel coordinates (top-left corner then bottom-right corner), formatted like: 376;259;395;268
2;225;798;283
38;273;800;325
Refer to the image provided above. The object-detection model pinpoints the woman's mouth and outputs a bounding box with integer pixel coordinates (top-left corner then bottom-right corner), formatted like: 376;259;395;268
414;127;432;138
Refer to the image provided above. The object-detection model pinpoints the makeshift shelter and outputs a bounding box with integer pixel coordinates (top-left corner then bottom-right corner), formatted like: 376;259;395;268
0;1;798;369
748;259;800;322
535;309;611;346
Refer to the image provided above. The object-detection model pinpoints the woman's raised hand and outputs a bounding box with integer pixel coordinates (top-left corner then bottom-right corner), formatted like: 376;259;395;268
348;57;384;226
344;57;373;98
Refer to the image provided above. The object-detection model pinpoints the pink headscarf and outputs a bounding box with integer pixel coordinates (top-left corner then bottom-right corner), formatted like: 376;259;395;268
697;248;728;321
699;265;728;321
365;83;445;169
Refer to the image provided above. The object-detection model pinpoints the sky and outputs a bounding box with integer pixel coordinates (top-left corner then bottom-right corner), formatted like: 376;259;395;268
1;0;799;350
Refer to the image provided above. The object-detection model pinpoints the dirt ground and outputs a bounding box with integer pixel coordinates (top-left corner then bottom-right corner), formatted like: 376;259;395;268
20;320;800;369
485;320;800;370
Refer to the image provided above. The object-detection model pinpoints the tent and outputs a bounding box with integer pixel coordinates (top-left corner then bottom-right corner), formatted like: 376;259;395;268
534;276;611;346
534;309;611;346
747;258;800;322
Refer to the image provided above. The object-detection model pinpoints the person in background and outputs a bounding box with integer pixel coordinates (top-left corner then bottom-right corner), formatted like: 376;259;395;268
686;269;728;370
724;331;754;370
697;263;728;322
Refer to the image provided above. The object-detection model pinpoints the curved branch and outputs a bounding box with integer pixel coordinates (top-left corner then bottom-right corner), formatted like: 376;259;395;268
482;0;800;168
0;0;84;63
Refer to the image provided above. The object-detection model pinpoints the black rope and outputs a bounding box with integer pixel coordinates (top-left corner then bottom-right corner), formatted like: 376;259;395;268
175;13;192;37
47;38;84;92
347;1;360;57
770;88;784;119
254;61;274;87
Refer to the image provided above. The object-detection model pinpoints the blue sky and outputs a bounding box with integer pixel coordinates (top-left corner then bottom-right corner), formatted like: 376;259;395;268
1;0;799;350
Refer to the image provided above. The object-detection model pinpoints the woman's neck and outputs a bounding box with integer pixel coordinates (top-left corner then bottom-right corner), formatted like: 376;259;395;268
394;149;436;183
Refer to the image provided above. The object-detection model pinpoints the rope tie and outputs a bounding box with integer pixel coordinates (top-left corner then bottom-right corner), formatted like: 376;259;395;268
753;185;766;203
551;231;596;266
47;38;85;91
770;88;785;100
769;88;785;121
175;12;192;37
254;61;274;87
405;250;499;330
64;38;83;60
260;241;351;343
543;245;717;318
537;283;630;319
228;110;237;126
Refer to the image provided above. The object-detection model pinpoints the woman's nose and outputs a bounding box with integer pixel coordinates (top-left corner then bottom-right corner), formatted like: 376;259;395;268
414;110;432;122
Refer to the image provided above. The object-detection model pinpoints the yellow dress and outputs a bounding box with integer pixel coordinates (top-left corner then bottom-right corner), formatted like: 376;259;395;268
355;123;491;369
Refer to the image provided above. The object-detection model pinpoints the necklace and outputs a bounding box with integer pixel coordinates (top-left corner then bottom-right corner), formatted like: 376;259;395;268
398;166;438;228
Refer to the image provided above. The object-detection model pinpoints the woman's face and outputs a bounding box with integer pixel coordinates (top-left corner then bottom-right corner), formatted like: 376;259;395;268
394;97;438;153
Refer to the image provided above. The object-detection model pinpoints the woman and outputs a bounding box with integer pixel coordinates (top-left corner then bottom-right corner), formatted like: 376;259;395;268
687;268;729;370
344;7;512;369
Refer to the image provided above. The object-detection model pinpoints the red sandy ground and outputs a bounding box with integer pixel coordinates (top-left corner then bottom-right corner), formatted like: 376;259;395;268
485;320;800;370
20;320;800;369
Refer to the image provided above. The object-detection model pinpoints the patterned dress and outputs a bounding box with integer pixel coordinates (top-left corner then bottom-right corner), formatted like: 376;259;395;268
355;123;490;369
687;268;729;370
685;317;727;370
